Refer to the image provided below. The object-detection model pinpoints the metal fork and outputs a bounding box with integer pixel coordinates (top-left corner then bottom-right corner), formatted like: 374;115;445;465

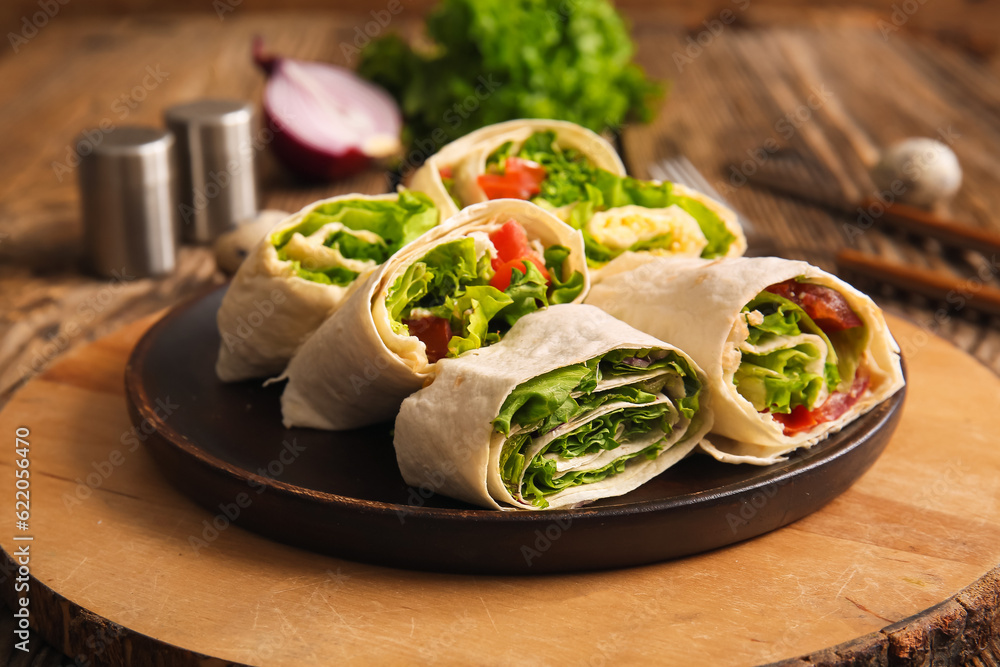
649;156;770;255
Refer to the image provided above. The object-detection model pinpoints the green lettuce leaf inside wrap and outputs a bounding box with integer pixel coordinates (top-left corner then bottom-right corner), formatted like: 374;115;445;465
494;348;704;508
483;130;736;264
385;232;585;360
736;287;867;416
566;174;735;266
271;192;440;285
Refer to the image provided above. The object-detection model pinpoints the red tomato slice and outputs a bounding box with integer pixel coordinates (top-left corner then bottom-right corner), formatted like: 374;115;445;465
812;372;870;423
765;280;863;332
477;172;541;200
489;219;531;263
489;257;550;292
402;316;452;363
438;165;453;179
771;404;819;435
506;157;546;183
487;220;550;291
772;372;871;435
476;158;546;200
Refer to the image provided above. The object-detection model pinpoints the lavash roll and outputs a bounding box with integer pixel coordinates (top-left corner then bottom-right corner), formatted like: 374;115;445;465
280;199;590;431
585;256;905;463
409;119;625;217
216;192;438;382
394;304;713;510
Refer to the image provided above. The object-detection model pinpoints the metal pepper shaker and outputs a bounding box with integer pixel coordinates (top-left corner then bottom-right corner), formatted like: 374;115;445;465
77;126;179;278
165;99;258;244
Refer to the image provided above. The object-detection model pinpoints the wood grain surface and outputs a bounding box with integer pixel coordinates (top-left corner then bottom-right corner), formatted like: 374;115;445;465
2;8;1000;666
0;312;995;666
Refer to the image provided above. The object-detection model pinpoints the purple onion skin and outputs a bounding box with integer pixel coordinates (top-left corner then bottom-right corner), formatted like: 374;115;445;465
253;38;391;182
262;106;374;182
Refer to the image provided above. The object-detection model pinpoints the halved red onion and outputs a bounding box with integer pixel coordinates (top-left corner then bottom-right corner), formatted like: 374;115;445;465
254;39;402;181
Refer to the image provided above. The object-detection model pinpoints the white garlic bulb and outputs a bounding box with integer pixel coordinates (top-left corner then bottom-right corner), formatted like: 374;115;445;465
870;138;962;208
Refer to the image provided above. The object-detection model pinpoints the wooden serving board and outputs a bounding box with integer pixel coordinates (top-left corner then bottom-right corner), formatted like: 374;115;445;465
0;312;999;666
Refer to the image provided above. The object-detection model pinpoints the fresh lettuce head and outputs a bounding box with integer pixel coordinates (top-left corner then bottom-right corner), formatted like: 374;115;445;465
357;0;662;144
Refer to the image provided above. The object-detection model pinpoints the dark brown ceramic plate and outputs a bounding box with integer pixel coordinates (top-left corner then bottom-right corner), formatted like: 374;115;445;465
125;287;905;575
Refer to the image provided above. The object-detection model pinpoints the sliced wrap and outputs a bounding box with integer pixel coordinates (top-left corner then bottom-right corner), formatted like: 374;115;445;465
409;119;625;217
394;304;712;510
585;256;904;463
280;199;590;430
411;119;744;265
215;191;440;382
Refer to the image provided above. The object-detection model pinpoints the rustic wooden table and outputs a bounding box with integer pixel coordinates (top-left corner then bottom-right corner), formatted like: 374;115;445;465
1;8;999;666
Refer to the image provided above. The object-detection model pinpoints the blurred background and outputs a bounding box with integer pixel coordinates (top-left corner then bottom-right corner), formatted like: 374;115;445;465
0;0;997;47
2;0;998;52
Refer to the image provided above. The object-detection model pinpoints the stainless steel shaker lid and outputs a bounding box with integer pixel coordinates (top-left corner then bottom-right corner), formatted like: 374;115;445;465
77;126;178;278
165;99;257;243
78;126;174;164
165;99;254;128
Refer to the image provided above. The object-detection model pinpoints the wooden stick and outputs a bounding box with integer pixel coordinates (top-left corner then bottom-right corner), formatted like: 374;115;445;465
745;171;1000;257
857;198;1000;257
836;248;1000;318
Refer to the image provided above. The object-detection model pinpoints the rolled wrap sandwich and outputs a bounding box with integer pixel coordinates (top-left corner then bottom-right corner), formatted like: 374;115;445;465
280;199;590;430
394;304;712;510
409;119;626;217
585;256;904;463
413;119;745;266
216;191;440;382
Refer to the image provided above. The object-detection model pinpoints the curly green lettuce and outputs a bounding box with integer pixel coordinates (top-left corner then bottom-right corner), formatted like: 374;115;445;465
357;0;662;144
564;171;735;264
484;131;735;263
494;349;703;508
735;291;849;414
385;236;585;359
272;192;439;285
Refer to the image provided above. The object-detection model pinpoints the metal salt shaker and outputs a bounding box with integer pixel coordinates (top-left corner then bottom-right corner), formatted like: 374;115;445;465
165;99;258;243
77;126;178;278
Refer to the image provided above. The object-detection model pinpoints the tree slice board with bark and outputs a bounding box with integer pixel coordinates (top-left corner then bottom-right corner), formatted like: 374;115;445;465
0;311;998;665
